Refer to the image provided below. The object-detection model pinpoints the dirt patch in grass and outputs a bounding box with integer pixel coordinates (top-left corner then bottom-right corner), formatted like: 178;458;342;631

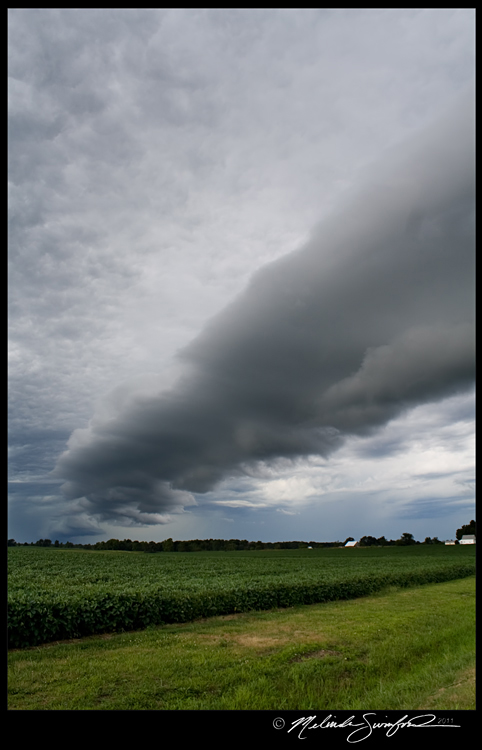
193;632;290;648
291;649;343;663
190;627;331;652
232;631;331;648
231;634;289;648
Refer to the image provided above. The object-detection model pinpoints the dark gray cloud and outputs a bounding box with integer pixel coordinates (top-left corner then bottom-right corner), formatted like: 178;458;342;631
54;93;475;526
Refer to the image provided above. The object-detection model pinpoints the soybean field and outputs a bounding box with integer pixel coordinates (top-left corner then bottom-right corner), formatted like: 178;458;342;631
8;545;475;649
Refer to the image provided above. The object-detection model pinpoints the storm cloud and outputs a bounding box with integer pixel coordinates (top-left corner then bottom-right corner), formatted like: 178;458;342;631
54;93;475;526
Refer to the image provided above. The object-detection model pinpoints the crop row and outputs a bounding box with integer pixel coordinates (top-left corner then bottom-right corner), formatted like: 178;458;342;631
8;550;474;648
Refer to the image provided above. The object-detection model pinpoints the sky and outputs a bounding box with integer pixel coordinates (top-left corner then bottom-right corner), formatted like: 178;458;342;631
8;9;475;545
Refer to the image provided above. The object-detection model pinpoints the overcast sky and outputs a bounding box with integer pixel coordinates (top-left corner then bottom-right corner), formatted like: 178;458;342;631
8;9;475;544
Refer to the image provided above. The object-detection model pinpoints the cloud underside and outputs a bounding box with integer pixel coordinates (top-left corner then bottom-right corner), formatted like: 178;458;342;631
54;93;475;525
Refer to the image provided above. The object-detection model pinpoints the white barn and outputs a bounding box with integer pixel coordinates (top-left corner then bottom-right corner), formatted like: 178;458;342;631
459;535;476;544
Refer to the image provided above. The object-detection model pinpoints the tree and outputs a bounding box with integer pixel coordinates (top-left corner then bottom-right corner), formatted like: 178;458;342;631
456;520;476;540
359;536;379;547
34;539;52;547
162;538;174;552
396;532;416;546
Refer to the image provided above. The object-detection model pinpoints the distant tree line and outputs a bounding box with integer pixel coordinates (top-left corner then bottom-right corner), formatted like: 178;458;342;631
357;533;445;547
8;537;342;552
8;525;474;551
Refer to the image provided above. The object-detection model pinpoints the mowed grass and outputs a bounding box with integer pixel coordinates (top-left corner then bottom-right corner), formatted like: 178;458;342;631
8;576;475;710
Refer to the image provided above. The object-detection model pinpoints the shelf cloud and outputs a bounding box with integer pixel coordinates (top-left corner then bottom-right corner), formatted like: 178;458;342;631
54;91;474;527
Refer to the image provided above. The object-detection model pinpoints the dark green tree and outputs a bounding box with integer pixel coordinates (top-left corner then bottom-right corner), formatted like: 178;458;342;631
456;520;476;540
359;536;379;547
162;537;174;552
396;532;416;546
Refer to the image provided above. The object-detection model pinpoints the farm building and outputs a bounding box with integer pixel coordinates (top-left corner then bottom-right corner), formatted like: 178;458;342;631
459;535;476;544
344;540;358;547
444;540;456;545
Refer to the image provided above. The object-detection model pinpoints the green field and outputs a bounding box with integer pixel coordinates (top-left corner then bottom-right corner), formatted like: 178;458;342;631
8;575;475;710
8;544;475;648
